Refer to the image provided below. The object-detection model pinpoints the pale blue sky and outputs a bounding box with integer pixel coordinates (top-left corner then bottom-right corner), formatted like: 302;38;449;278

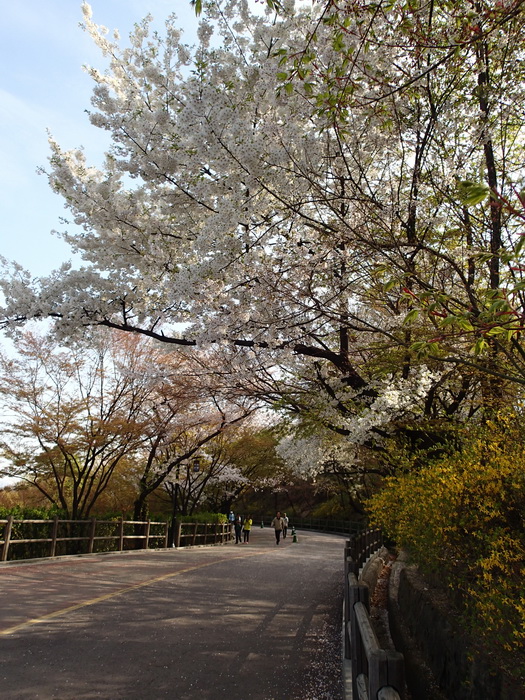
0;1;198;278
0;2;198;486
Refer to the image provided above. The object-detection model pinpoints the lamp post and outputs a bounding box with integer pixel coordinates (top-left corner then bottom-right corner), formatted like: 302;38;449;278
168;455;202;546
168;463;181;548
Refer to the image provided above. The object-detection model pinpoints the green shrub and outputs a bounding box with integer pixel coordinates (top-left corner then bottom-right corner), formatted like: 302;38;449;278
367;412;525;666
178;512;227;524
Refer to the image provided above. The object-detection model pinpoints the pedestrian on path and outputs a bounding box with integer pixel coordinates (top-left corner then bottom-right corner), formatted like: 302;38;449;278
243;515;252;543
270;511;285;545
234;515;243;544
282;512;289;538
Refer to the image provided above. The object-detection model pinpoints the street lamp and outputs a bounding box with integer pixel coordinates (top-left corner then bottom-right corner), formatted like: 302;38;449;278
168;463;181;548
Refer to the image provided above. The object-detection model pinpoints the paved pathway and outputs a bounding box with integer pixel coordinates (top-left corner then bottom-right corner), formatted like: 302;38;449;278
0;528;346;700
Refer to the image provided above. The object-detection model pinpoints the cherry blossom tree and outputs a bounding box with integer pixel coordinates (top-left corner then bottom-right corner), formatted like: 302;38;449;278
0;330;154;519
131;384;255;520
2;0;525;477
196;425;287;513
0;2;418;383
0;329;255;519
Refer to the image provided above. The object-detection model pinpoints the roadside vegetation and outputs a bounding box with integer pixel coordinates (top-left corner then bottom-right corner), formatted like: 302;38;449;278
368;411;525;675
1;0;525;682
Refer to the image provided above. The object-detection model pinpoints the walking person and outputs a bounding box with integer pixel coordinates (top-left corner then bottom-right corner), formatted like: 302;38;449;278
270;511;285;545
282;512;289;538
234;514;243;544
243;515;253;543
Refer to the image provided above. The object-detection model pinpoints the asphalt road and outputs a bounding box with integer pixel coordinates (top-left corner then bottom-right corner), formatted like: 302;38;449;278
0;528;346;700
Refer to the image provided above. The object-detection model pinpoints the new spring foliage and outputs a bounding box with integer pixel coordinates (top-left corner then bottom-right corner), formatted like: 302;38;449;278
367;412;525;659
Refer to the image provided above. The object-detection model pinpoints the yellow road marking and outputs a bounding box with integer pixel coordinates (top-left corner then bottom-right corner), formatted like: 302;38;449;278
1;549;270;637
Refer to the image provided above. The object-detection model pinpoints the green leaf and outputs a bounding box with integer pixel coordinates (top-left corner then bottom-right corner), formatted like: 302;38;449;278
473;338;489;355
276;72;288;82
403;309;419;324
475;252;494;264
488;299;509;312
409;341;427;354
457;318;475;332
383;279;397;292
485;326;506;336
457;180;490;207
332;33;345;52
514;235;525;257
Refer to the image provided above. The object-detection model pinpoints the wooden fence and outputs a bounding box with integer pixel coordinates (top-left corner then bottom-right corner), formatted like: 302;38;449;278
172;521;232;548
0;517;234;562
344;529;405;700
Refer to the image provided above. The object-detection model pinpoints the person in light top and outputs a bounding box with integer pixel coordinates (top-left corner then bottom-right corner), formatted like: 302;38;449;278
282;512;289;538
243;515;253;543
270;511;285;545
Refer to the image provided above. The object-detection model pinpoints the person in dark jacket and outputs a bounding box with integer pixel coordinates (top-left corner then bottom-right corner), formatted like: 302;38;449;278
234;515;243;544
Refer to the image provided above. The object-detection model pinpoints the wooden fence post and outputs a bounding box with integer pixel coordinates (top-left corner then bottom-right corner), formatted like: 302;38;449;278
343;525;406;700
344;557;351;659
118;518;124;552
163;521;169;548
174;521;182;548
50;516;59;557
144;519;151;549
378;684;404;700
88;518;96;554
191;522;198;546
369;648;405;699
348;582;370;699
347;534;358;563
1;516;13;562
366;528;373;560
344;543;359;659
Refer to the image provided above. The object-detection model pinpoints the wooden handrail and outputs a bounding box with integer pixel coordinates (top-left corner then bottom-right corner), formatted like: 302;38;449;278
344;529;405;700
378;687;404;700
0;517;231;562
173;521;232;549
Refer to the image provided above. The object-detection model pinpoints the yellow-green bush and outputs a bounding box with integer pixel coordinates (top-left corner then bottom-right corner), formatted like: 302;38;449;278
367;412;525;661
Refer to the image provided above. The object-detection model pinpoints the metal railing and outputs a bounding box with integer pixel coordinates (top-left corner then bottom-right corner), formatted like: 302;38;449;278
344;530;405;700
258;516;364;535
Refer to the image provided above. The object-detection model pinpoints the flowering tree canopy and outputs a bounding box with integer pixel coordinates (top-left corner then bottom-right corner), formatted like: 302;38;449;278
2;0;525;477
0;329;254;518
